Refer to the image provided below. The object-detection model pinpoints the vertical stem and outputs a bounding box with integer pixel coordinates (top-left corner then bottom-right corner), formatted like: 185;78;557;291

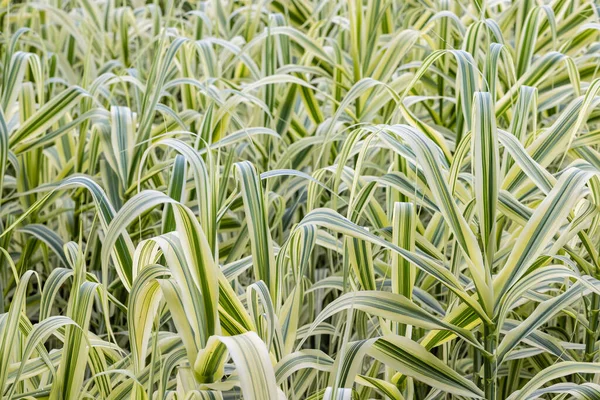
585;292;599;380
473;343;481;388
483;324;496;400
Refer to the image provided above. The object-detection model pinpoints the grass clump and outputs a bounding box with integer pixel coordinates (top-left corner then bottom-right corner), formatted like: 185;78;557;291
1;0;600;399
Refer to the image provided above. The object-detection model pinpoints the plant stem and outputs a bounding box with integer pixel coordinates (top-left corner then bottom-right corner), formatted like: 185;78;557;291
584;292;599;380
483;324;496;400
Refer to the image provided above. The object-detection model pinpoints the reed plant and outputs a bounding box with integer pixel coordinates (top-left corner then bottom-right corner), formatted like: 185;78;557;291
1;0;600;399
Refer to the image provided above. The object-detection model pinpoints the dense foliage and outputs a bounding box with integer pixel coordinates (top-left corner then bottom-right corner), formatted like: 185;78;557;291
1;0;600;399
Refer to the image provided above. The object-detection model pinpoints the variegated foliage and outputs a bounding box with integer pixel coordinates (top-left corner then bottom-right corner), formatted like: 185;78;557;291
1;0;600;399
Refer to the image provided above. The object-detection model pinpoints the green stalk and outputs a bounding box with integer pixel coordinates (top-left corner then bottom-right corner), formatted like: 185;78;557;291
584;291;599;379
483;324;497;400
